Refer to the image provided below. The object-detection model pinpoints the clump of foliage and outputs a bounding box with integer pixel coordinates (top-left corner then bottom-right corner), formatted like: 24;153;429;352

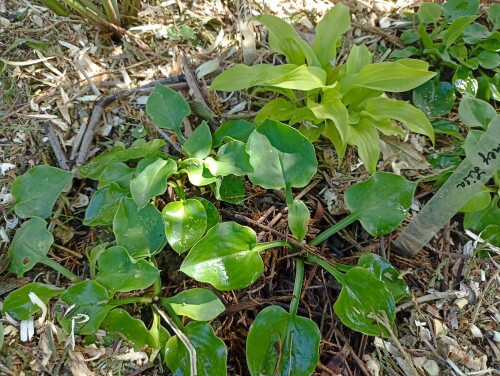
0;83;415;374
211;4;436;173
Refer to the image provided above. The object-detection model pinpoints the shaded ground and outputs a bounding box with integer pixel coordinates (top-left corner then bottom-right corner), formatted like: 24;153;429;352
0;0;499;375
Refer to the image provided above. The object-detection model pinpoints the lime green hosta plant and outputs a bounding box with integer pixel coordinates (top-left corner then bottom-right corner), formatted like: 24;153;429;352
211;4;436;173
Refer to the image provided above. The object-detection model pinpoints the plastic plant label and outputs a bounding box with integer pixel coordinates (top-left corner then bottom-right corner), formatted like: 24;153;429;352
394;115;500;257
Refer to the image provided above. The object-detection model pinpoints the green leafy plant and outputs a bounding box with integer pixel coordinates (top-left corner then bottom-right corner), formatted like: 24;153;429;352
38;0;141;34
1;84;415;374
392;0;500;103
211;4;435;173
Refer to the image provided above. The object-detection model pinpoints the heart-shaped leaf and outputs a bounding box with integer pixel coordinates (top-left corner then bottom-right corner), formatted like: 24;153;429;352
212;119;256;147
162;199;207;254
459;189;492;213
130;157;177;209
180;222;262;290
8;217;54;277
288;200;310;242
357;253;410;302
464;196;500;232
101;308;157;349
417;2;442;23
161;288;225;321
212;175;245;204
246;119;317;193
146;84;190;143
345;172;416;236
11;165;73;219
182;158;217;186
3;282;64;320
84;183;130;226
95;246;159;293
113;198;166;257
458;96;497;129
195;198;219;230
412;80;456;119
183;121;212;159
165;321;227;376
58;280;112;335
333;267;395;337
246;305;320;376
204;140;253;177
482;224;500;246
97;162;135;189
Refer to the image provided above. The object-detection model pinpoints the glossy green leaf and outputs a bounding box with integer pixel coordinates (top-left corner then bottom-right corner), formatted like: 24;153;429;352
346;172;416;236
310;90;349;143
3;282;64;320
130;157;177;209
78;145;125;179
431;119;463;139
453;67;478;96
443;0;479;20
204;140;253;177
288;200;309;242
464;196;500;233
182;158;217;186
165;321;227;376
101;308;156;349
477;50;500;69
84;183;130;226
412;80;456;119
459;189;492;213
417;2;442;23
443;15;478;49
246;119;317;191
212;175;245;204
113;198;166;257
254;98;297;124
97;162;135;189
11;165;73;219
58;280;112;335
260;65;326;91
346;45;372;75
482;224;500;246
312;3;350;67
180;222;262;290
95;246;159;293
147;84;190;142
346;117;380;174
246;306;320;376
7;217;53;277
195;197;219;230
183;122;212;159
333;267;395;337
162;199;207;254
487;4;500;29
357;254;410;302
364;97;435;142
254;15;320;66
113;139;167;161
390;47;420;59
458;97;496;129
212;120;256;147
161;288;225;321
341;60;435;93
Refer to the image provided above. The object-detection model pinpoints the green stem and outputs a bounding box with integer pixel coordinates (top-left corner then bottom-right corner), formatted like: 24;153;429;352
159;299;185;331
42;258;80;283
309;214;358;247
107;296;153;307
305;254;346;284
151;258;162;297
253;240;293;253
289;258;304;316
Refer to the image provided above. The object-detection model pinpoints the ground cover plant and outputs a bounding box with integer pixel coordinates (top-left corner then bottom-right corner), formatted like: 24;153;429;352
0;0;499;375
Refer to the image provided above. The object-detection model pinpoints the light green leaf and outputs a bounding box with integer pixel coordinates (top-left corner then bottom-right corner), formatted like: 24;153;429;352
84;183;130;226
97;162;135;189
261;65;326;90
113;198;166;257
464;196;500;233
417;3;442;24
443;15;478;49
183;121;212;159
313;3;350;68
101;308;157;349
162;199;207;254
254;14;320;67
147;84;190;142
310;91;349;143
288;200;309;242
477;50;500;69
246;306;320;376
255;98;297;125
180;222;262;290
11;165;73;219
161;288;225;321
346;118;381;174
346;45;372;75
96;246;159;293
182;158;217;186
130;157;177;209
487;4;500;29
204;140;253;177
165;321;227;376
458;97;497;129
459;189;492;213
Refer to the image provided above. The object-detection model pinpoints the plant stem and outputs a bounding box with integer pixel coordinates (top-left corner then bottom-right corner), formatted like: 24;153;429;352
42;258;80;283
159;299;185;331
150;257;162;297
289;258;304;317
253;240;293;253
305;254;346;284
309;214;358;247
107;296;153;307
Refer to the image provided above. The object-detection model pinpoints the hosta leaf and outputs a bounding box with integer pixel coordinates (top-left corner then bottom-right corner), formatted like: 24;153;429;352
246;306;320;376
162;199;207;254
3;282;64;320
464;196;500;232
212;175;246;204
412;80;456;119
11;165;73;219
288;200;309;242
180;222;262;290
97;162;135;189
443;15;478;49
204;140;253;177
113;198;166;257
212;120;256;147
195;197;219;230
95;246;159;293
182;158;217;186
101;308;157;349
346;117;381;174
183;121;212;159
165;321;227;376
417;2;442;24
84;183;130;226
161;288;225;321
458;96;496;129
255;98;297;124
459;189;492;213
